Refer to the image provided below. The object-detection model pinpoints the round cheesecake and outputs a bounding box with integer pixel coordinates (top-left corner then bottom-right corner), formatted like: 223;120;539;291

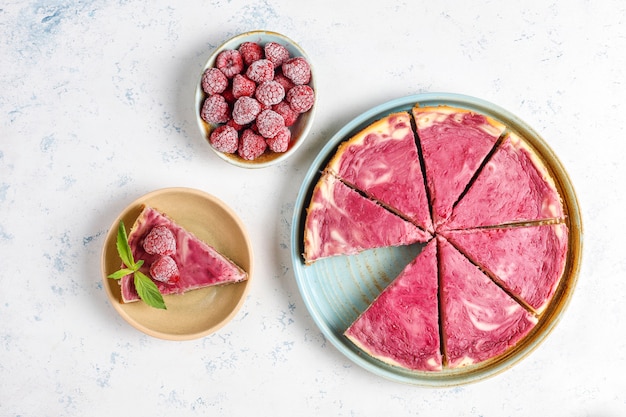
302;104;568;372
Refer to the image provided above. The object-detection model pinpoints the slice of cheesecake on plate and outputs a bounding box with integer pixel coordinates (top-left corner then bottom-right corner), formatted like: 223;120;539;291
327;112;433;233
443;132;564;231
438;236;537;368
441;223;568;314
412;105;506;228
303;172;431;264
120;205;247;303
344;239;442;372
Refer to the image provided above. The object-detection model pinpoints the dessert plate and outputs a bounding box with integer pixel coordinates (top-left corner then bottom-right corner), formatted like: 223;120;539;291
101;187;253;340
290;92;583;386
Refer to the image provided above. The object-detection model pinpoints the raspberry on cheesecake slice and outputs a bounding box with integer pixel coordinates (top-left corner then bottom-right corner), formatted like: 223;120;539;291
303;173;431;264
412;105;506;228
443;132;564;230
442;223;569;314
119;205;247;303
326;112;433;233
344;239;442;372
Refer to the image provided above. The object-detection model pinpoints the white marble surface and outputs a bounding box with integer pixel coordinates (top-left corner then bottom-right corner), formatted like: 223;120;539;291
1;0;625;415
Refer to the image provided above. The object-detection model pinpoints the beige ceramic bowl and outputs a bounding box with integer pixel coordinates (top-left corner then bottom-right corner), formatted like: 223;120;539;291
101;187;253;340
195;30;317;168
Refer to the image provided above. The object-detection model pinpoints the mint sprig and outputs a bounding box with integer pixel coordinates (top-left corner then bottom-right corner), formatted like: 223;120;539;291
108;221;166;310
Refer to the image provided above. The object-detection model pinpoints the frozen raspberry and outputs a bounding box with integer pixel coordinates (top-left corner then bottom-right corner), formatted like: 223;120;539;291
232;96;262;125
245;59;274;83
201;67;228;95
264;42;290;67
255;80;285;106
216;49;244;78
232;74;256;98
238;41;263;66
287;84;315;113
150;255;180;283
266;126;291;153
282;57;311;85
256;109;285;138
201;94;230;124
209;124;239;153
238;129;267;160
272;101;299;127
273;71;295;92
143;226;176;256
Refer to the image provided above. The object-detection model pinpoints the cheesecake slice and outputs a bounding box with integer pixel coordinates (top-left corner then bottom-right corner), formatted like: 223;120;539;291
327;112;433;233
443;132;564;230
412;105;506;227
120;205;247;303
442;223;568;313
303;173;431;264
344;239;442;371
438;236;537;368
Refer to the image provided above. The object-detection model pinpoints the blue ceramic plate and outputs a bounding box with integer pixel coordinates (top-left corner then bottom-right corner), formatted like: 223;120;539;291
290;93;582;386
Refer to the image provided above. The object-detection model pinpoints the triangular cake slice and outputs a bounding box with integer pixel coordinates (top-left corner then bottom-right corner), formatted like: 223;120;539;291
303;173;431;264
326;112;433;233
344;239;442;371
412;105;506;227
442;223;568;314
120;205;247;303
443;132;564;230
438;236;537;368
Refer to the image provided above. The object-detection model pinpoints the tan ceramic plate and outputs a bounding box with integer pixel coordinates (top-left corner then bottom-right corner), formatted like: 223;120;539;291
101;187;253;340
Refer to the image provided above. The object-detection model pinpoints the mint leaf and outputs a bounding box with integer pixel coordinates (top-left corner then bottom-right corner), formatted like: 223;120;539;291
134;271;167;310
107;220;167;309
115;221;135;268
108;268;135;279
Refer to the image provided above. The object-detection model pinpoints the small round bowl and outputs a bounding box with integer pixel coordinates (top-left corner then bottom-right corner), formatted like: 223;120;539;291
195;30;317;168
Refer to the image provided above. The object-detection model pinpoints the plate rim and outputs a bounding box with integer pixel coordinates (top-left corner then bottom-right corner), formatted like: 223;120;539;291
101;186;254;340
290;92;583;386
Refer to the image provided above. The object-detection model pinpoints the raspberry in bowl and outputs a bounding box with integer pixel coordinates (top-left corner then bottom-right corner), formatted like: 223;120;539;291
195;31;317;168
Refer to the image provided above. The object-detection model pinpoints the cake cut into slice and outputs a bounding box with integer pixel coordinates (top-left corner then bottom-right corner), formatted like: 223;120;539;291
438;236;537;368
443;132;564;230
120;205;247;303
344;239;442;371
442;223;568;314
327;112;433;233
412;105;506;227
303;173;431;264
